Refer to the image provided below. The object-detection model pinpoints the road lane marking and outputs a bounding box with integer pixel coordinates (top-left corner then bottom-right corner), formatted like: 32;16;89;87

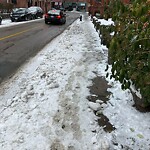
0;28;33;41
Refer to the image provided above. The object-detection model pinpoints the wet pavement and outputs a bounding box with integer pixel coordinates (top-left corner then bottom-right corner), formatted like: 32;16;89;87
87;76;116;133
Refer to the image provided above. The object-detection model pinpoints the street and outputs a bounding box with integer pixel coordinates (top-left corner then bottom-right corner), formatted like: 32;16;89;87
0;11;79;84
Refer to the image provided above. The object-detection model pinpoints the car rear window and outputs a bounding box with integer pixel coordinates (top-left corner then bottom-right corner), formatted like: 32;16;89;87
48;10;60;15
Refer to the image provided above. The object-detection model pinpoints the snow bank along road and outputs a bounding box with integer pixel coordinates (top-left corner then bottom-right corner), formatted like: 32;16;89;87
0;14;107;149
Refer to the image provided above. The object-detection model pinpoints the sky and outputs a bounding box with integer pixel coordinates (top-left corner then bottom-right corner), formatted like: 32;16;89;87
0;14;150;150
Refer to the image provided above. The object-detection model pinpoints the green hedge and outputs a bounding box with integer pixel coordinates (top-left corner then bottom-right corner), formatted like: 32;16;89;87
92;0;150;107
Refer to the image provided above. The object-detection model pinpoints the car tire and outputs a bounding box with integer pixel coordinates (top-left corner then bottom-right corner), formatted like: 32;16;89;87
40;14;43;18
60;19;64;25
32;15;35;19
25;16;28;21
31;15;34;20
45;20;48;24
29;15;32;20
35;15;38;19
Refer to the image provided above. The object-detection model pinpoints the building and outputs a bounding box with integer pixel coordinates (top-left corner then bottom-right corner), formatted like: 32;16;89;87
88;0;130;16
0;0;51;13
1;0;87;13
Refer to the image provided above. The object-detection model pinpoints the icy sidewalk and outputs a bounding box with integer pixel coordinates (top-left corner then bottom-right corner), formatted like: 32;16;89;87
0;14;106;149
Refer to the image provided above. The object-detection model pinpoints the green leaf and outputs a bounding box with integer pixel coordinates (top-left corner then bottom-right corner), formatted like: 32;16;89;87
130;128;135;132
137;134;144;139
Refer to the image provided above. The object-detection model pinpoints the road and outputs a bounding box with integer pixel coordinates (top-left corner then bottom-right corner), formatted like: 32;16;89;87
0;11;79;84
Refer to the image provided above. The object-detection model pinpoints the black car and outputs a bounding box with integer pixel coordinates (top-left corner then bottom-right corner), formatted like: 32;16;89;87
10;8;33;22
59;7;66;12
66;6;73;11
0;15;2;24
45;9;66;25
28;6;43;19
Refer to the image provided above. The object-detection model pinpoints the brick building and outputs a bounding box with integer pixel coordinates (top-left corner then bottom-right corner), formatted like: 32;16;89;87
88;0;130;16
0;0;51;13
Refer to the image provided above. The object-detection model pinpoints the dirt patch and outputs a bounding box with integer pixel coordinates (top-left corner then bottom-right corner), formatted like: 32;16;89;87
97;114;116;133
87;76;111;103
87;75;150;134
87;76;115;133
132;91;150;113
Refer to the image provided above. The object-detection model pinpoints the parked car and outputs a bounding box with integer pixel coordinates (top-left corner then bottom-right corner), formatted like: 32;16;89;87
0;15;2;24
10;8;33;22
59;7;66;12
45;9;66;25
66;6;73;11
28;6;43;19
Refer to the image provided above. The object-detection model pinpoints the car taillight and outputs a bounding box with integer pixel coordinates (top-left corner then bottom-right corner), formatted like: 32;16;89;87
45;14;48;18
57;15;61;19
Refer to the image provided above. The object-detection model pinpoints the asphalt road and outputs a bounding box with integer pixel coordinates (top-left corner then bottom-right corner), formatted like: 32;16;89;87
0;11;79;84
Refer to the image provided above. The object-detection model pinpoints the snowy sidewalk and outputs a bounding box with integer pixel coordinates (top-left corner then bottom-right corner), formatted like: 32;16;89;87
0;13;150;150
0;14;106;149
